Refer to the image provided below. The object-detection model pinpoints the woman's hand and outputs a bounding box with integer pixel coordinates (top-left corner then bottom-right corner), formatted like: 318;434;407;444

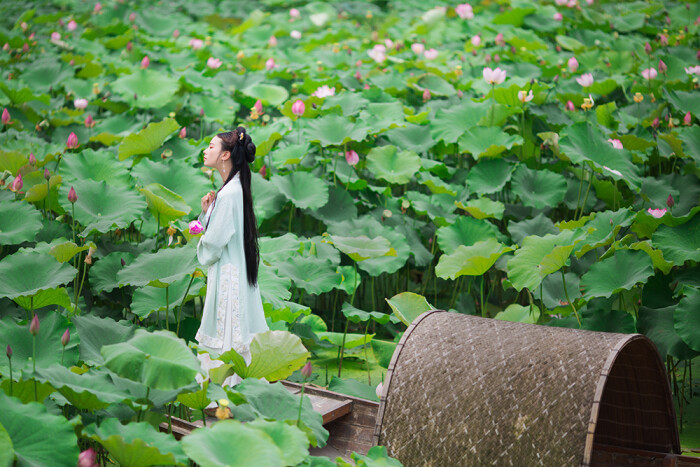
201;191;215;213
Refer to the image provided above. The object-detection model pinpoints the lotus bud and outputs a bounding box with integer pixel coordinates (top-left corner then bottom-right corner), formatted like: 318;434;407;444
457;90;463;98
658;59;667;74
291;99;305;117
652;117;659;129
659;34;668;46
22;43;29;53
29;315;39;336
68;186;77;203
1;108;9;125
289;8;301;19
61;328;70;347
120;258;126;267
140;55;149;69
6;345;11;359
265;57;276;70
301;361;312;379
495;33;505;47
172;29;179;39
67;20;77;31
345;150;359;166
376;382;383;398
11;173;22;192
126;41;132;51
179;127;186;139
200;108;205;117
78;448;97;467
684;112;692;126
84;113;94;128
44;168;50;180
51;32;61;41
74;98;88;109
29;152;36;165
493;53;500;63
129;12;136;22
666;194;675;208
554;12;563;21
644;42;652;54
66;132;79;149
568;57;578;73
21;21;28;31
268;35;277;47
470;35;480;47
189;220;204;235
422;88;431;102
259;165;267;177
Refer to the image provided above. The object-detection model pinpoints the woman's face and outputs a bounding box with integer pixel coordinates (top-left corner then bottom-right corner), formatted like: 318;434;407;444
203;136;227;168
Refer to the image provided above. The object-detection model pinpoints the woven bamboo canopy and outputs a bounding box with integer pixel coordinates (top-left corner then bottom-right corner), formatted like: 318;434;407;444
373;310;679;466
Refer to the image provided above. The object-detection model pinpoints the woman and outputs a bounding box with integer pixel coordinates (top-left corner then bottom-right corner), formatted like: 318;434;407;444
195;126;268;387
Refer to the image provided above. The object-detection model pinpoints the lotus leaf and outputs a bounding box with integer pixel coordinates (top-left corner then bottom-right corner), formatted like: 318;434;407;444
117;245;197;288
651;214;700;265
366;145;421;185
510;165;568;210
328;376;379;402
274;171;329;210
111;70;180;110
436;239;514;279
674;288;700;353
0;251;77;302
580;250;654;300
638;305;700;361
458;127;523;158
0;201;42;245
72;314;136;366
386;292;434;326
305;114;368;147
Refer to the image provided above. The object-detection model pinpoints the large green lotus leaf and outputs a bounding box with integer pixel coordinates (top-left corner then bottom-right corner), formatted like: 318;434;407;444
0;150;27;176
130;158;211;213
506;230;584;292
47;241;93;263
385;124;435;153
328;376;379;402
0;312;79;375
19;59;73;93
0;393;78;467
258;263;292;309
182;419;286;467
189;93;241;125
89;251;135;294
580;250;654;300
84;418;187;467
217;330;309;382
58;179;146;235
101;329;201;390
35;365;130;410
117;246;197;288
0;201;42;245
326;234;394;262
309;185;358;224
304;114;368;147
510;165;567;209
418;172;458;196
558;122;642;190
466;158;515;195
58;149;131;187
176;380;218;411
436;239;514;279
270;143;309;167
118;118;180;160
674;288;700;352
677;126;700;166
574;209;636;258
0;377;55;405
415;73;456;96
140;183;191;227
242;83;289;106
359;102;405;133
245;419;309;467
494;304;540;324
430;100;490;144
581;306;636;334
315;332;373;349
0;251;77;301
322;92;369;116
455;197;505;220
436;216;500;255
664;88;700;117
638;305;700;361
535;271;581;310
72;314;136;366
0;422;12;467
251;172;284;223
366;145;421;185
111;70;180;109
274;171;329;210
508;213;558;245
14;287;71;312
234;378;328;447
458;127;523;158
260;233;303;264
651;214;700;265
274;256;340;295
341;302;390;324
0;82;50;106
386;292;434;326
131;276;204;319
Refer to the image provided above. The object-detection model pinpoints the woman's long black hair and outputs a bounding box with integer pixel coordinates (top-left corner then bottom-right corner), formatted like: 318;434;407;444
214;126;259;287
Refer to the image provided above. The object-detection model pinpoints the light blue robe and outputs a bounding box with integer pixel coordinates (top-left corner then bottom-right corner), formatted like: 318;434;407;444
195;172;269;373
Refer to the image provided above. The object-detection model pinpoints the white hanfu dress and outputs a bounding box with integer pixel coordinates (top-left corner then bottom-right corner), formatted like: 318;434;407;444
194;172;269;388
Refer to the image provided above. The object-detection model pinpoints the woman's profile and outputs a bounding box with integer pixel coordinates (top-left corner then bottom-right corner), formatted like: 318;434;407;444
194;126;269;387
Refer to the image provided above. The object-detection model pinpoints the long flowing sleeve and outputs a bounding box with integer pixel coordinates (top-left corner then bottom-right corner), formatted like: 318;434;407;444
197;194;235;267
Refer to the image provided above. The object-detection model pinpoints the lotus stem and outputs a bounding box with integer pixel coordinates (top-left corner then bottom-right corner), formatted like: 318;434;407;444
574;167;585;219
578;164;594;220
164;285;170;331
288;205;294;232
490;83;495;126
46;179;51;218
75;258;89;315
7;353;12;397
32;334;37;401
337;318;350;378
201;409;206;427
480;275;486;317
296;383;305;427
561;269;581;327
364;320;371;385
176;274;196;336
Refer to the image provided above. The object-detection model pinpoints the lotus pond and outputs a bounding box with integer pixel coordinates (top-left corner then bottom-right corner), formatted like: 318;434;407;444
0;0;699;465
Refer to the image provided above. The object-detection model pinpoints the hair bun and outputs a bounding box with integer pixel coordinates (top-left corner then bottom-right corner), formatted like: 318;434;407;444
236;126;256;163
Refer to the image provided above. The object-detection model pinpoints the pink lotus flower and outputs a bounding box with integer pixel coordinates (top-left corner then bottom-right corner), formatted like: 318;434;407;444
129;12;136;22
6;345;11;358
518;90;533;103
424;48;438;60
67;20;77;31
265;57;276;70
29;315;39;336
659;34;668;46
684;112;692;126
554;12;563;21
354;70;362;80
312;85;335;98
74;98;88;109
494;33;505;47
259;165;267;177
189;220;204;235
345;150;359;166
126;41;132;51
301;361;313;379
179;127;186;139
684;65;700;75
566;100;575;111
84;114;94;128
207;57;222;69
568;57;578;72
666;194;674;208
289;8;301;19
291;100;305;116
68;186;77;203
470;35;480;47
483;67;506;85
576;73;594;87
66;132;79;149
29;153;36;165
11;173;22;192
253;99;263;115
44;168;50;180
411;43;425;54
172;29;180;39
78;448;98;467
61;328;70;347
140;56;149;69
607;139;623;149
1;108;9;125
268;36;277;47
51;32;61;41
652;117;659;129
641;68;657;80
384;39;394;49
455;4;474;19
422;89;431;102
647;208;667;218
189;38;204;50
368;44;387;63
658;59;667;74
290;30;302;40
